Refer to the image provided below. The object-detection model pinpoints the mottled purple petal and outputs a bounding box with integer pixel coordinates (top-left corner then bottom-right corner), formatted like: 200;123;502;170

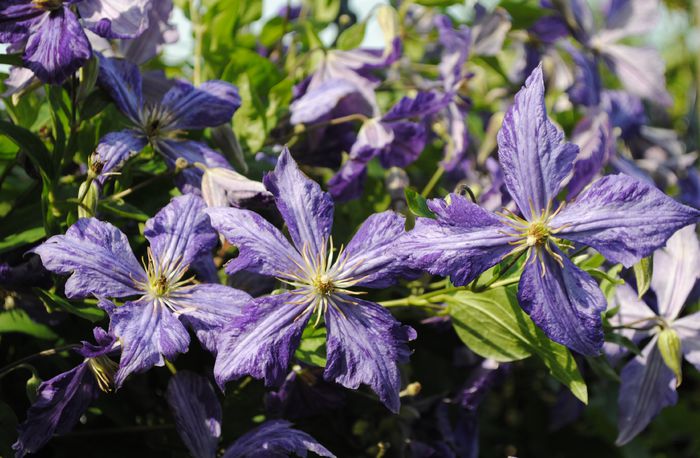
223;420;334;458
435;15;471;89
377;121;426;169
78;0;149;39
616;340;677;445
205;206;302;278
214;293;312;389
24;7;91;84
471;6;510;57
327;155;370;202
13;364;98;458
166;371;221;458
32;218;145;299
566;45;601;107
144;194;217;274
263;148;334;258
442;101;470;171
324;296;415;413
568;111;614;198
0;1;43;44
552;174;700;268
97;54;143;124
529;15;569;44
398;194;516;286
518;247;606;355
497;64;579;219
94;130;147;183
160;80;241;131
383;92;447;122
76;327;118;358
110;298;190;387
155;139;230;194
290;78;360;125
674;312;700;371
120;0;178;64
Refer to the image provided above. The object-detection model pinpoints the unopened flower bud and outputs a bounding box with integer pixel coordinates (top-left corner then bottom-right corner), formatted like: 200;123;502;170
657;328;683;387
77;180;99;218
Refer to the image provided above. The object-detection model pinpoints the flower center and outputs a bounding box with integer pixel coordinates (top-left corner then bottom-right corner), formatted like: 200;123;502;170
312;273;335;296
34;0;63;11
525;220;550;247
87;355;119;393
134;248;195;300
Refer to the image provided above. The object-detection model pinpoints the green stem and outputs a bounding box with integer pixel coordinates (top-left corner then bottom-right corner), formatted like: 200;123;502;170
472;251;525;292
0;344;79;380
190;0;204;86
421;165;445;198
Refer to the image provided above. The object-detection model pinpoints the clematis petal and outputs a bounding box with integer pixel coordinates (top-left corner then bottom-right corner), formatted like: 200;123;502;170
602;0;659;40
144;194;217;274
290;78;362;125
93;130;148;183
32;218;146;299
382;92;447;122
155;139;231;194
497;64;579;219
324;296;416;413
214;293;312;389
166;371;222;458
120;0;178;64
263;148;334;258
518;247;606;355
398;193;516;286
205;207;302;278
604;283;655;362
223;420;335;458
110;298;190;387
552;174;700;268
159;80;241;131
13;364;98;458
339;211;413;288
97;54;143;124
616;339;678;445
0;1;44;44
24;7;92;84
169;284;251;354
435;14;471;89
77;0;149;39
442;101;470;171
674;312;700;371
201;166;272;208
567;110;614;198
651;224;700;320
377;121;427;169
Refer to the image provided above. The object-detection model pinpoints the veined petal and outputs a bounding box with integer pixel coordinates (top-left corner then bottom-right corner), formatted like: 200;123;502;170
397;194;516;286
120;0;178;64
263;148;334;258
616;339;678;445
435;14;471;90
339;211;412;288
24;7;91;84
290;78;361;125
442;101;469;171
605;284;655;362
673;312;700;371
497;64;579;219
169;284;251;354
94;130;148;183
651;224;700;320
567;110;613;198
166;371;222;458
78;0;149;39
213;293;312;389
97;54;143;124
382;92;447;122
518;247;606;355
201;166;271;208
155;139;230;194
145;194;217;275
32;218;145;299
377;121;426;169
159;80;241;131
0;1;44;44
324;296;416;413
110;298;190;387
552;174;700;268
205;207;303;278
13;364;98;458
223;420;335;458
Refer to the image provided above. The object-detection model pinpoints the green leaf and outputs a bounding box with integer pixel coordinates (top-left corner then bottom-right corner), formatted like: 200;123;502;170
0;226;45;254
657;328;683;386
294;325;327;367
0;308;58;340
0;120;54;182
337;21;367;50
34;288;106;322
604;329;642;356
404;188;435;218
309;0;340;23
0;53;23;66
98;200;150;222
448;287;587;403
633;256;653;298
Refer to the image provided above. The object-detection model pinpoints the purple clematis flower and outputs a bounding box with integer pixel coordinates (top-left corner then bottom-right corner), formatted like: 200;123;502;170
0;0;149;84
398;65;699;356
32;194;251;386
612;225;700;445
166;370;334;458
93;55;241;193
205;148;416;413
13;328;119;457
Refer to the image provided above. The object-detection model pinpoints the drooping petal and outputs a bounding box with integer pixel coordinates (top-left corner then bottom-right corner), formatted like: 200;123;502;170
32;218;146;299
434;15;471;90
13;364;98;458
471;5;510;57
93;130;148;183
674;312;700;371
155;139;231;194
77;0;149;39
517;247;606;355
201;166;272;208
0;1;44;44
144;194;217;275
602;0;659;40
263;148;334;258
377;121;427;169
97;54;143;124
110;299;190;387
289;78;362;125
205;207;302;278
76;327;118;358
565;45;602;107
616;340;678;445
397;194;516;286
159;80;241;131
604;284;655;362
214;293;312;389
120;0;178;64
223;420;335;458
650;224;700;320
497;64;579;219
324;296;415;413
567;110;614;198
552;174;700;268
441;101;470;171
2;66;36;98
169;284;251;354
24;7;92;84
382;92;447;122
166;371;222;458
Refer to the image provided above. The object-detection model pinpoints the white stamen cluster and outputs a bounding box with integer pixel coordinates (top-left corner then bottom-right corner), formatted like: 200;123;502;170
132;248;197;315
